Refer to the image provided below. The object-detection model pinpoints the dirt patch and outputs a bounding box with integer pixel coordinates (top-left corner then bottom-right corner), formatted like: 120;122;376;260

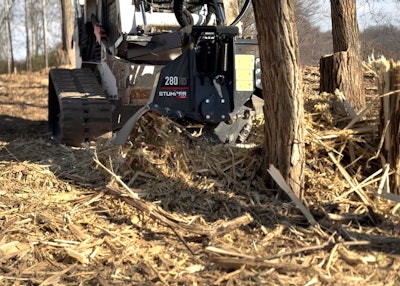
0;69;399;285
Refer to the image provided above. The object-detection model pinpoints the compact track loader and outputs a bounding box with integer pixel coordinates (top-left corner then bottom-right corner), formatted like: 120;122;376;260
48;0;262;146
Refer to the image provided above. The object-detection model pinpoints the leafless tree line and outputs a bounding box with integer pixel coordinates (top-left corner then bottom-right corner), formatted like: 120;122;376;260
0;0;60;73
296;1;400;65
242;0;400;65
0;0;400;73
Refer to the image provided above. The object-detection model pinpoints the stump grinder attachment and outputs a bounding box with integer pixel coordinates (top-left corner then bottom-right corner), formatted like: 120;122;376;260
48;0;262;146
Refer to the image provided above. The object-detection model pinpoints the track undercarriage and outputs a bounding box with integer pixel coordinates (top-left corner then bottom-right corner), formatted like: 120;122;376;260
48;69;114;146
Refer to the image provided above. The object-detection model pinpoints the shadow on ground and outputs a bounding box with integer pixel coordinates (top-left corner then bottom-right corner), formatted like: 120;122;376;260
0;115;47;142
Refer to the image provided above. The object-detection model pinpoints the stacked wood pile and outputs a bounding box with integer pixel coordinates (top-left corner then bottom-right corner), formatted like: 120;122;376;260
0;69;400;285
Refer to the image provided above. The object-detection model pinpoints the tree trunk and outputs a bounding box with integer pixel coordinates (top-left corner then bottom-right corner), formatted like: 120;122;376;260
251;0;305;197
5;0;15;74
331;0;360;54
60;0;75;66
378;60;400;194
322;0;364;112
30;0;37;57
387;64;400;195
319;51;359;108
42;0;49;69
319;54;335;93
25;0;32;72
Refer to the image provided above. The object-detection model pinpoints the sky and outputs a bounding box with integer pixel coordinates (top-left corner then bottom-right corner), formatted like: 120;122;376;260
316;0;400;31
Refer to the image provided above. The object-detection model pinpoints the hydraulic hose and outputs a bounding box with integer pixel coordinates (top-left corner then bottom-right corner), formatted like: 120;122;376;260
174;0;250;28
174;0;190;27
229;0;251;26
205;0;222;25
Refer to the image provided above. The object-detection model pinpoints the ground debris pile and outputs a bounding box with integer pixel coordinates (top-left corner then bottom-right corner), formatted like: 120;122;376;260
1;69;400;285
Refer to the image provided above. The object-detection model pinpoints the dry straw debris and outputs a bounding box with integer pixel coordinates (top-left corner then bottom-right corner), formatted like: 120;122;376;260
1;68;400;285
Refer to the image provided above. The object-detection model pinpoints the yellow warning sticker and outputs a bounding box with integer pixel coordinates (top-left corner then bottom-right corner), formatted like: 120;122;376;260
236;69;253;81
235;55;255;91
236;81;253;91
235;55;255;70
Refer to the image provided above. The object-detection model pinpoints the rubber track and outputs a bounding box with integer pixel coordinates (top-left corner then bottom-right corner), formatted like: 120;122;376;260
49;69;113;146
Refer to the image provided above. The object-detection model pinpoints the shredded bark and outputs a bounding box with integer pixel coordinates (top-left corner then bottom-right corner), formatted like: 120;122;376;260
0;68;399;285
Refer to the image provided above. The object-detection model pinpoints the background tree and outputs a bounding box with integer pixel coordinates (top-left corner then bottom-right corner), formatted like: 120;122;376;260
320;0;364;111
251;0;305;196
237;0;256;38
331;0;362;70
24;0;31;71
30;0;40;57
60;0;75;66
361;24;400;60
295;1;333;65
1;1;400;72
239;0;334;66
5;0;15;74
42;0;49;69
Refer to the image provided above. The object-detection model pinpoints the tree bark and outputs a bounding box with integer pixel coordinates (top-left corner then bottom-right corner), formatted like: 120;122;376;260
5;0;15;74
323;0;364;111
378;60;400;194
30;0;37;57
331;0;360;54
319;54;335;93
387;64;400;195
60;0;75;66
24;0;32;72
319;51;359;109
251;0;305;197
42;0;49;69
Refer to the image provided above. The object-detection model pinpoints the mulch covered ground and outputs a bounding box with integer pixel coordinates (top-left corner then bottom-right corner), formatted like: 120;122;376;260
0;67;399;285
